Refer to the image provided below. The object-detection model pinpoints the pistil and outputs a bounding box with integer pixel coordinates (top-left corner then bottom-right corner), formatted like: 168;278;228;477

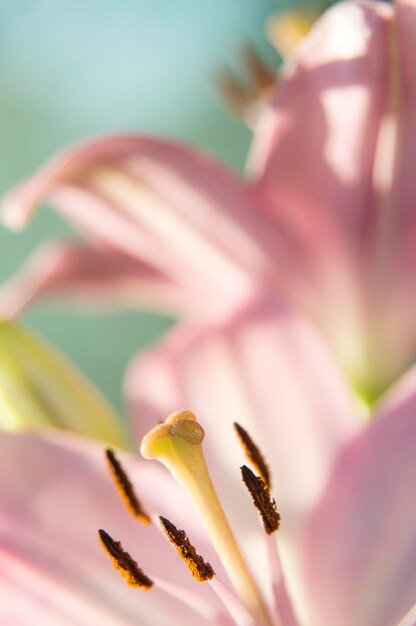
140;410;274;626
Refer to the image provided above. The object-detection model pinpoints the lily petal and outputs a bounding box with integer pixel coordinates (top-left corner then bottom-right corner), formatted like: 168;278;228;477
374;358;416;419
397;604;416;626
299;383;416;626
0;431;221;625
248;0;416;397
0;240;201;319
126;295;360;544
1;135;279;322
250;0;391;243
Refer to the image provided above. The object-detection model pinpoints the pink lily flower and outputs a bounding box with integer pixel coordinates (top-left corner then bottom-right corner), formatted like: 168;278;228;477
1;393;415;626
2;0;416;554
0;3;415;623
2;0;416;406
0;2;415;623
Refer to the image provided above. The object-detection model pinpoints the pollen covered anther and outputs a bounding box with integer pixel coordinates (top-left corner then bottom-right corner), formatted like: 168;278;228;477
241;465;280;535
215;46;275;129
240;45;275;91
159;516;215;582
98;529;153;589
105;448;151;524
234;422;271;487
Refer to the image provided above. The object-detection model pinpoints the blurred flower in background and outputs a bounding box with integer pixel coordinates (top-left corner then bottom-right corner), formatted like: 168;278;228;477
3;0;416;407
0;0;281;411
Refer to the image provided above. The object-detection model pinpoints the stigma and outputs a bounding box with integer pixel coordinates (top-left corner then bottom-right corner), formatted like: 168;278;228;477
99;410;292;626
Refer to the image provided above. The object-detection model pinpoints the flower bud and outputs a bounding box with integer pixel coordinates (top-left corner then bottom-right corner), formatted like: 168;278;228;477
0;319;127;446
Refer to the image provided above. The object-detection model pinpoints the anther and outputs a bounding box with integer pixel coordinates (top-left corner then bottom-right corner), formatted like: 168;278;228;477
240;45;275;91
215;68;255;121
105;449;151;524
98;529;153;589
159;516;215;582
234;423;271;488
240;465;280;535
215;46;275;130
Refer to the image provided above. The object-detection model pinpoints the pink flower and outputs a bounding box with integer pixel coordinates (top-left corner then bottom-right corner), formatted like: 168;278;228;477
2;0;416;404
1;398;415;626
1;2;416;622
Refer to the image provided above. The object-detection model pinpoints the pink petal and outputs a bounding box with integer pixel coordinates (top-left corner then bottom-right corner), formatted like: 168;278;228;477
248;1;416;394
126;295;360;546
0;431;222;625
250;1;391;244
248;0;416;393
397;604;416;626
391;0;416;265
0;240;202;319
2;135;280;321
299;386;416;626
375;359;416;419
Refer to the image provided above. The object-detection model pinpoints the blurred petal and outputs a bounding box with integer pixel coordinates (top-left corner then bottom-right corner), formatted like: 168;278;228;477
374;358;416;419
126;295;360;544
249;1;394;394
299;386;416;626
248;0;416;395
0;320;126;446
391;0;416;258
250;1;391;243
1;135;279;320
0;240;202;319
397;604;416;626
0;431;221;625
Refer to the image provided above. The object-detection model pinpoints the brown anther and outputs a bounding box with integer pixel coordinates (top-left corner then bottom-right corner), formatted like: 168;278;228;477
215;69;256;119
240;45;275;91
240;465;280;535
105;449;151;524
234;422;271;488
215;46;277;128
159;516;215;582
98;529;153;589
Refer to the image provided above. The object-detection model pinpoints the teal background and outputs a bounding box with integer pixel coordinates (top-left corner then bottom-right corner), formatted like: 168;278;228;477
0;0;281;415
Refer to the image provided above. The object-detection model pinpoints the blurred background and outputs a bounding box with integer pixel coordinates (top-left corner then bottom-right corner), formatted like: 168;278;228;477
0;0;298;413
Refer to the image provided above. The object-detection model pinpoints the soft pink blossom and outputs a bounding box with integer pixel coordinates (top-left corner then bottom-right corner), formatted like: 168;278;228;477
1;0;415;581
0;387;415;626
2;0;416;404
0;2;415;622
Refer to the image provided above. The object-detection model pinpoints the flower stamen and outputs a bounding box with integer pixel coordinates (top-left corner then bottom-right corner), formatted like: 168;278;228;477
234;422;271;487
240;465;280;535
234;425;298;625
159;516;215;582
105;448;151;524
215;46;275;129
98;529;153;589
98;530;229;624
